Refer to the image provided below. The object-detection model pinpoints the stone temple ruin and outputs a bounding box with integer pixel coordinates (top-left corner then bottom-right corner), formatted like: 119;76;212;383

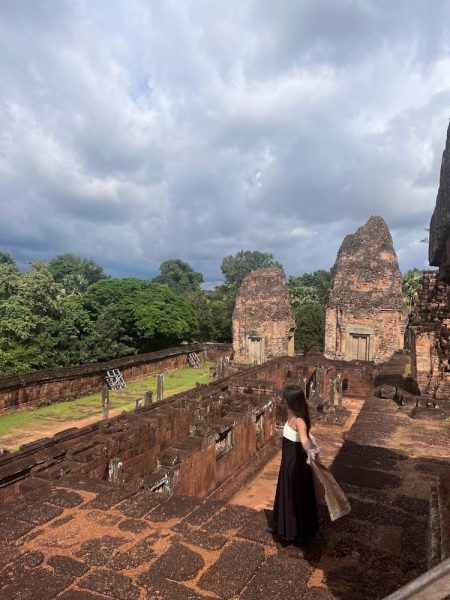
232;267;295;365
325;215;407;363
1;139;450;599
410;122;450;414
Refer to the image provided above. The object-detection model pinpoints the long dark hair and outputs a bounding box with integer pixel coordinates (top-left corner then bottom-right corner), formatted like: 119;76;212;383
283;384;311;434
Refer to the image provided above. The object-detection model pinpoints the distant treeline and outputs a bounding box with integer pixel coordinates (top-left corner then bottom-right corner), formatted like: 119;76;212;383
0;250;422;377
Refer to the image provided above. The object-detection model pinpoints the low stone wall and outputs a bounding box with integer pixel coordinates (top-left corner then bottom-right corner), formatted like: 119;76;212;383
0;343;232;413
0;361;278;503
0;353;375;504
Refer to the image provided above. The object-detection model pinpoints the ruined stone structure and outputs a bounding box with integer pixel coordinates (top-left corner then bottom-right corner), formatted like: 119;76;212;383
410;123;450;407
410;271;450;400
0;343;231;413
324;215;406;363
429;122;450;283
0;355;373;503
232;267;295;365
0;351;449;599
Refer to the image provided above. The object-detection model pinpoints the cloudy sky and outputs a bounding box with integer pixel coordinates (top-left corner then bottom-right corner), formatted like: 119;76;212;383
1;0;450;285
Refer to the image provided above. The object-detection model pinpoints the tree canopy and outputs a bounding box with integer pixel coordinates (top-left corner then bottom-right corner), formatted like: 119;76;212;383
48;253;107;295
0;248;337;376
221;250;282;295
152;259;203;295
83;278;199;352
287;270;331;352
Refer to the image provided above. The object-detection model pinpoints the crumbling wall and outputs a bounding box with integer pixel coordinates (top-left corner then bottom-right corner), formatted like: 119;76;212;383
0;354;374;503
410;123;450;408
0;363;278;503
429;123;450;278
325;216;406;363
0;343;231;413
410;271;450;400
232;267;295;364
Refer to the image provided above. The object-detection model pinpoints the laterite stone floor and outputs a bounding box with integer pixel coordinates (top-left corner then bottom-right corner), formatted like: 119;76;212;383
1;359;450;599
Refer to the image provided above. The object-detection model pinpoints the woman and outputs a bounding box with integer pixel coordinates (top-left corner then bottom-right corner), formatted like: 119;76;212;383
270;384;319;545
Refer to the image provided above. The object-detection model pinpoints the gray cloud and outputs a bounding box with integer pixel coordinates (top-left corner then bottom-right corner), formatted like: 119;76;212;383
0;0;448;283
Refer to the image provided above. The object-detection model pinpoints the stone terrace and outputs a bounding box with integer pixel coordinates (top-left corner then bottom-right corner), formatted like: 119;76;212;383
1;355;449;599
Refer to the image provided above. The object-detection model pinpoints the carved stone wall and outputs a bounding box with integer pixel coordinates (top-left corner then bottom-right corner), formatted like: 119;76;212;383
410;271;450;402
232;267;295;364
410;123;450;406
324;215;406;363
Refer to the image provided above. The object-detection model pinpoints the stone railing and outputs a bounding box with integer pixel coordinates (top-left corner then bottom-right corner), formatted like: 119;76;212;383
382;557;450;600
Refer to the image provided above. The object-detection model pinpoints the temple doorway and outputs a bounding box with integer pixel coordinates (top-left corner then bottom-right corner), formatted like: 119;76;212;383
349;333;370;361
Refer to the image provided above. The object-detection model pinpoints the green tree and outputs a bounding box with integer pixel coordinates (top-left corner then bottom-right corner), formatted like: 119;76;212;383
0;263;20;301
221;250;282;296
294;302;325;353
288;270;331;309
0;251;17;267
84;305;135;363
153;259;204;295
287;270;331;353
48;253;107;295
402;268;423;315
84;278;199;353
185;290;216;341
51;295;94;367
0;262;63;375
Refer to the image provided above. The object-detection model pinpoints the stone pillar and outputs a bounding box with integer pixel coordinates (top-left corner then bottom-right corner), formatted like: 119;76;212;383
336;374;343;406
108;458;123;484
157;374;164;402
300;377;307;397
144;391;153;407
328;379;335;406
222;357;230;377
101;387;109;420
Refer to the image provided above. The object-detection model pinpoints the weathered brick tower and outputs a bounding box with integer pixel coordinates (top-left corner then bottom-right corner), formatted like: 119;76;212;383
324;215;406;363
410;122;450;402
232;267;295;365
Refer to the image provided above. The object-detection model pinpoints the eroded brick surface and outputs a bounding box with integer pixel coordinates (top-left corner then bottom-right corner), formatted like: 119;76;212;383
47;555;89;577
240;555;312;599
47;488;84;508
174;524;228;550
146;495;201;522
112;533;159;570
181;499;224;526
144;542;204;582
138;576;207;599
79;569;140;600
198;540;265;597
324;216;406;362
19;501;64;525
117;518;148;533
116;490;166;518
75;536;128;566
201;503;255;534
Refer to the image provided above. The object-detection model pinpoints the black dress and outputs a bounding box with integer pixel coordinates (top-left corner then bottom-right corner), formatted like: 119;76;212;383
272;432;319;544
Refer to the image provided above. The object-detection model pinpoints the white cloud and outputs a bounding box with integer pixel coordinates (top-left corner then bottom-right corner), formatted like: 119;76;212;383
0;0;448;281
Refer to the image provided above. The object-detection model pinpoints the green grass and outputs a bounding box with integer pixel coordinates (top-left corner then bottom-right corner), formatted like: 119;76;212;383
0;364;213;440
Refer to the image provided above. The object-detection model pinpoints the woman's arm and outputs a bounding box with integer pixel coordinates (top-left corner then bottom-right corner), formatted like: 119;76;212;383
295;418;312;451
